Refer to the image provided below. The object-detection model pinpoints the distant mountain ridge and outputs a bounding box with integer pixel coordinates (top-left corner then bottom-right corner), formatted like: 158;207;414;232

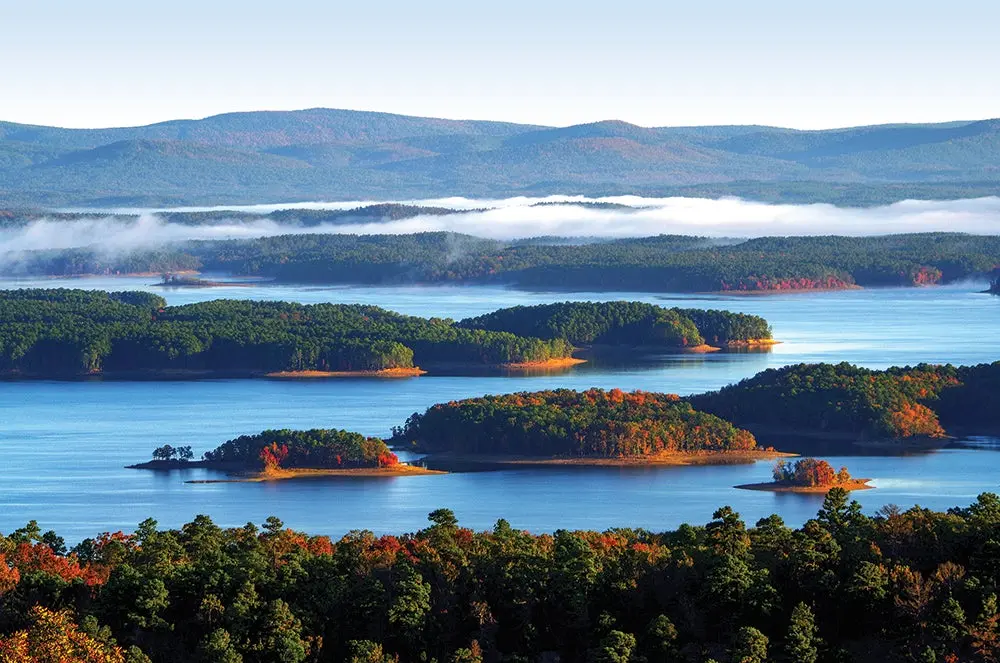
1;108;999;206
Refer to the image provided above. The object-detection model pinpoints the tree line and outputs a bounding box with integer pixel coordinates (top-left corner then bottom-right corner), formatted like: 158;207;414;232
10;231;1000;292
5;493;1000;661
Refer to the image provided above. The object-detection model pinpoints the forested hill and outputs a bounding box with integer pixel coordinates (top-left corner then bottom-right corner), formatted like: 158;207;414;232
2;108;1000;205
6;496;1000;661
13;231;1000;293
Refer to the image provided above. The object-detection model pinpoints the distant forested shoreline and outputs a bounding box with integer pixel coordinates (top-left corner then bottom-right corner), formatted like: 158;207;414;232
7;230;1000;293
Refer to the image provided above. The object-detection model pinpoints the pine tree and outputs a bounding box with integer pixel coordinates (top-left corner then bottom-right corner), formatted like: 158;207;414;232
785;602;820;663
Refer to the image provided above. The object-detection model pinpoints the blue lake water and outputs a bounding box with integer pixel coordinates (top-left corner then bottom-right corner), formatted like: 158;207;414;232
0;277;998;541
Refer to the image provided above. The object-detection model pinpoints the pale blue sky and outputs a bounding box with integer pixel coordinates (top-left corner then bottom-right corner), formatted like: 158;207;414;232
4;0;999;129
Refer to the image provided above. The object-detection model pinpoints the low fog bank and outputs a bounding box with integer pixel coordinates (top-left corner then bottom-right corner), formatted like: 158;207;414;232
9;195;1000;257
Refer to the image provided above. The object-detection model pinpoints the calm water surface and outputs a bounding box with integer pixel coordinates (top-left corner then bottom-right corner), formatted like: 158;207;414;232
1;277;998;541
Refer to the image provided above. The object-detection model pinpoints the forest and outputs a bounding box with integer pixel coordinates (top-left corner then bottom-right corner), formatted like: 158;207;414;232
457;302;772;348
0;289;572;376
392;389;758;457
5;494;1000;661
8;231;1000;293
199;429;399;470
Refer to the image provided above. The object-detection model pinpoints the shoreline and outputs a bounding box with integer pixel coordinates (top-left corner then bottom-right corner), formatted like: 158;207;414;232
265;367;427;378
726;338;781;348
710;285;863;296
127;460;444;481
151;280;256;288
734;424;952;449
683;344;722;353
499;357;588;370
187;465;445;483
422;449;796;470
736;478;873;493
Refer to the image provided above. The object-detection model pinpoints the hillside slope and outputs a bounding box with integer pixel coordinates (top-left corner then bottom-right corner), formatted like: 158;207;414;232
2;110;999;205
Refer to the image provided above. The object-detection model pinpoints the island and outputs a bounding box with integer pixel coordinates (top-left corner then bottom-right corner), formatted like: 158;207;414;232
127;429;443;481
737;458;872;493
0;289;573;378
390;388;790;469
152;273;254;288
457;301;775;352
0;290;781;379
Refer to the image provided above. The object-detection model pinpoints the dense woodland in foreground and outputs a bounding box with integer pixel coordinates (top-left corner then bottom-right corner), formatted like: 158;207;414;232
5;495;1000;661
8;231;1000;293
0;291;770;376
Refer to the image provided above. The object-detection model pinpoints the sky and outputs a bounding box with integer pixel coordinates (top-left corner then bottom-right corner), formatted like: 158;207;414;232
4;0;999;130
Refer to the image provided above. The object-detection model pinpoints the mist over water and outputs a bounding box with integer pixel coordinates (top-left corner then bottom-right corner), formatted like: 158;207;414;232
1;195;993;258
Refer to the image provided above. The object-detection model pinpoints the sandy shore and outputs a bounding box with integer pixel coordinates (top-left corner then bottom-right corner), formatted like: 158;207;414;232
726;338;782;348
736;478;873;493
186;464;445;483
500;357;588;370
424;449;795;470
711;285;863;296
265;368;427;378
683;344;722;353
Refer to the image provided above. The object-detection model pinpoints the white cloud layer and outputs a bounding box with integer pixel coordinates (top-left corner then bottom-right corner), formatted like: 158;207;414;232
8;195;1000;257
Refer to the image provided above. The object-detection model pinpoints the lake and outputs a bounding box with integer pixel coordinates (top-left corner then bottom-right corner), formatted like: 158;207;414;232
1;277;998;541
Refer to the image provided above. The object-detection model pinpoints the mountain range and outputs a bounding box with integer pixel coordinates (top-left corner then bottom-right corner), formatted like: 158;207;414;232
2;109;999;207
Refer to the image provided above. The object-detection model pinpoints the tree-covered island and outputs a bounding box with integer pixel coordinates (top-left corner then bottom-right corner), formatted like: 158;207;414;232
0;290;775;378
458;301;774;351
390;388;786;468
737;458;872;493
129;429;441;480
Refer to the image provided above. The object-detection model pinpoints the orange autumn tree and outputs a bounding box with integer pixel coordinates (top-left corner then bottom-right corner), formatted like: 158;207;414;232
773;458;845;487
0;554;19;595
0;606;129;663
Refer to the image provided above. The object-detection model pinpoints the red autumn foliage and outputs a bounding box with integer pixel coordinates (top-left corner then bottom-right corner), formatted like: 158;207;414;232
260;442;290;470
6;543;108;587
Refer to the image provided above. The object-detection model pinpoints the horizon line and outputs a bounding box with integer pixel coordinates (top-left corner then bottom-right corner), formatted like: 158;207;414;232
2;106;995;134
